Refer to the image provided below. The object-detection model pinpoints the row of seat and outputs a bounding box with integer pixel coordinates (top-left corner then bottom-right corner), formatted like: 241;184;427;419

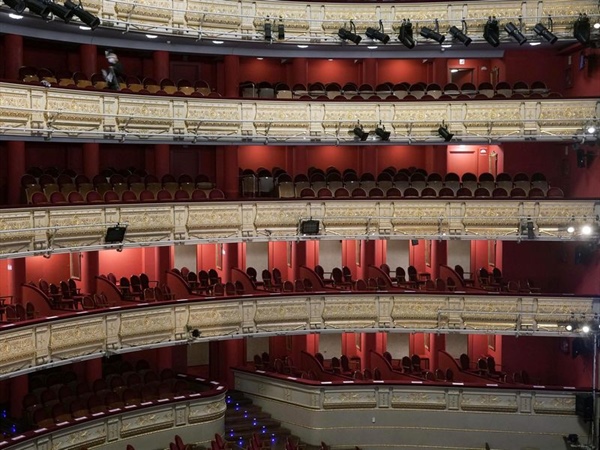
21;170;214;189
21;169;216;204
19;67;216;97
241;167;554;197
27;188;226;206
285;185;564;199
241;80;558;101
16;67;560;101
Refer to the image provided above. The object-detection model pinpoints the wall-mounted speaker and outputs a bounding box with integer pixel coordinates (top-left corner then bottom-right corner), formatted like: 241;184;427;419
299;220;320;235
105;226;127;243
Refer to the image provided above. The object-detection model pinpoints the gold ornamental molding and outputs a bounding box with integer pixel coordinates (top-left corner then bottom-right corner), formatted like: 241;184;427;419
5;0;596;46
0;293;598;379
0;83;598;144
0;199;598;259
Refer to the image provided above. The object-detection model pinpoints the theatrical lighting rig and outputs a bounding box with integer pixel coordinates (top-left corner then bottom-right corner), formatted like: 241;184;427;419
366;20;390;44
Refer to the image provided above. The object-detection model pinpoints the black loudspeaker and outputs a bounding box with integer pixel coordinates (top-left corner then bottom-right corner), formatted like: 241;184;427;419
575;394;593;421
105;226;127;243
300;220;320;235
411;239;419;246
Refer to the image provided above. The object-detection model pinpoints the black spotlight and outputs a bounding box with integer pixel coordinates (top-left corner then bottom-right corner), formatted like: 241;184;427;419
534;22;557;44
398;19;415;49
64;0;100;29
45;0;75;22
264;18;272;40
374;124;390;141
484;17;500;47
449;25;471;46
366;20;390;44
24;0;49;18
353;125;369;141
190;328;201;338
3;0;26;13
338;21;362;44
438;126;454;142
420;26;445;44
574;14;591;46
105;225;127;243
505;21;527;45
277;18;284;40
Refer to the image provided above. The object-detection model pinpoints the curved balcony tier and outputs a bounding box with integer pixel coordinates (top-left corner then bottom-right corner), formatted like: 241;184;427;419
0;0;597;52
0;199;598;258
0;292;596;379
0;83;598;145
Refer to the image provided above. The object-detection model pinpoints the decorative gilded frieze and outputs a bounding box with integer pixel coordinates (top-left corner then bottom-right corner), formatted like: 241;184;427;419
50;423;107;450
390;389;447;409
118;309;175;345
188;302;243;336
188;399;227;423
120;408;175;437
0;331;36;374
533;393;577;415
253;203;308;232
254;299;310;332
391;296;449;329
322;390;378;409
49;320;106;358
461;298;520;330
461;392;519;412
322;297;378;328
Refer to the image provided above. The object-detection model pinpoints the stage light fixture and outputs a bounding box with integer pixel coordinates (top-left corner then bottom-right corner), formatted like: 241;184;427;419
374;123;390;141
483;17;500;47
277;18;285;40
574;14;591;46
3;0;26;13
566;323;574;331
353;125;369;141
366;20;390;44
398;19;415;49
64;0;100;29
264;17;272;40
534;22;557;44
24;0;49;18
505;21;527;45
438;126;454;142
338;21;362;44
420;20;445;44
449;23;471;46
45;0;74;22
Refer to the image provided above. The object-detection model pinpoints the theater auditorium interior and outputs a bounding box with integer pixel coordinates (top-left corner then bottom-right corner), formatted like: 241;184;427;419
0;0;600;449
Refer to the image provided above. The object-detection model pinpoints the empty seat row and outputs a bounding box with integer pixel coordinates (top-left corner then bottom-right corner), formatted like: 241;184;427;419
239;81;558;100
27;188;226;205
